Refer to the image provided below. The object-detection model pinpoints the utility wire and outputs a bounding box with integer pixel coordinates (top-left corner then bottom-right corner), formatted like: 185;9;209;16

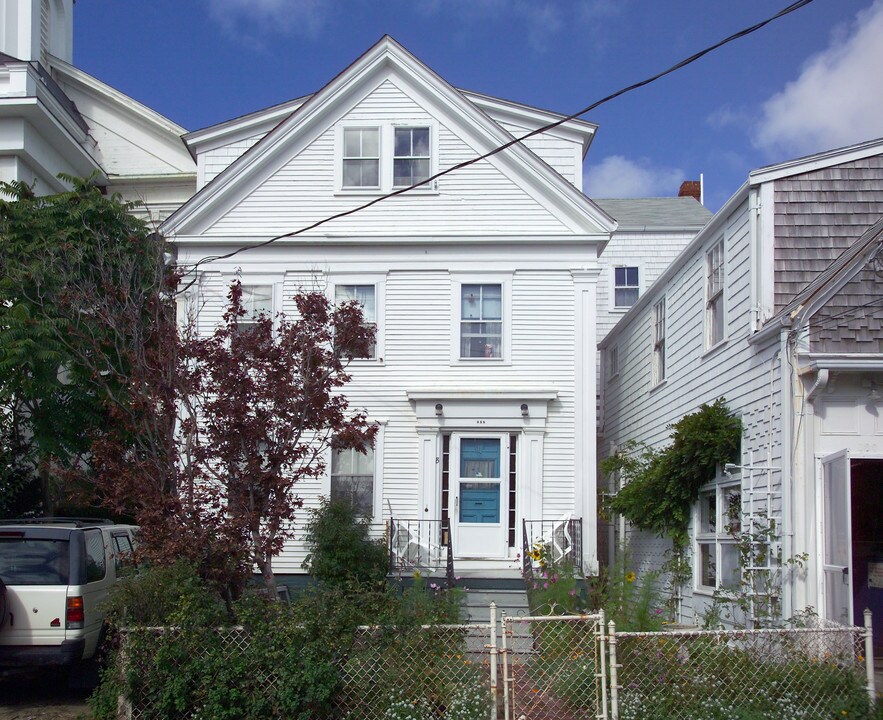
176;0;815;285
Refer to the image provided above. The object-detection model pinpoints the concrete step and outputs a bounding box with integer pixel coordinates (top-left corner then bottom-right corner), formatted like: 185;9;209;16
462;587;530;624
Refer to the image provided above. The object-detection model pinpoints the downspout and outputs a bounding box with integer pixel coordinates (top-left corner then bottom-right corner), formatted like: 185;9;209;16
779;329;794;620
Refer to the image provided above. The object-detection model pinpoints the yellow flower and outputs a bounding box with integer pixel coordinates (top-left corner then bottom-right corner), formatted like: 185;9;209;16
625;571;636;584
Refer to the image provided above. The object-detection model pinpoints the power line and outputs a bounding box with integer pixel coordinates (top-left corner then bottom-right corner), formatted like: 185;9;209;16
176;0;815;286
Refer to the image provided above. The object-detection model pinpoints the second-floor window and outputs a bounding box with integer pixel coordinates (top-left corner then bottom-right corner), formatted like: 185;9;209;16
653;298;666;384
238;285;273;332
706;240;724;347
460;284;502;359
335;284;376;359
614;266;639;308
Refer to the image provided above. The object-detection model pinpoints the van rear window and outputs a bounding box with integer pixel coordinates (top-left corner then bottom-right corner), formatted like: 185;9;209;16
0;538;70;585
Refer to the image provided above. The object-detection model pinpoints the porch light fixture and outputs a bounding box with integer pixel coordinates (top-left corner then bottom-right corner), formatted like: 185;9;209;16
435;403;443;416
520;403;529;417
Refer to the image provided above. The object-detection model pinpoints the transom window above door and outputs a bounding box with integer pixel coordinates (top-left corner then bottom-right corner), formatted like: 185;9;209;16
337;122;435;193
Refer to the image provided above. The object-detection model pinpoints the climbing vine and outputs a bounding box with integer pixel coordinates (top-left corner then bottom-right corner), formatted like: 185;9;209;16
601;398;743;549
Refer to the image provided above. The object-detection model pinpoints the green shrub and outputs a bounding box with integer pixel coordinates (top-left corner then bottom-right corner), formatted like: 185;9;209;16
302;498;388;587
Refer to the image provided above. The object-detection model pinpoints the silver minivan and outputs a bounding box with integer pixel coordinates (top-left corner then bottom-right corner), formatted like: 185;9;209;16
0;519;137;671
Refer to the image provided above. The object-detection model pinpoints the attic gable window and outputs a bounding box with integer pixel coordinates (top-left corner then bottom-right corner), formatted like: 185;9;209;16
342;128;380;188
393;127;430;187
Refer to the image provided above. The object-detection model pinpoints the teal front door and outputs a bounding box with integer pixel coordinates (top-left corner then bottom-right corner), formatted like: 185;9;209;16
452;434;508;558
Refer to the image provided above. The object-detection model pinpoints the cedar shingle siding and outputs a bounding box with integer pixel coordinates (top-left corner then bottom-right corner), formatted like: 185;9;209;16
774;154;883;353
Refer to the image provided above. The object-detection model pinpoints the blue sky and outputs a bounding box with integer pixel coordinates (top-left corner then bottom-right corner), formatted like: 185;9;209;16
72;0;883;211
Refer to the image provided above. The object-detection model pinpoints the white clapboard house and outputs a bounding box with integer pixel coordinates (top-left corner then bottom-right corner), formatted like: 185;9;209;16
600;138;883;650
161;36;622;579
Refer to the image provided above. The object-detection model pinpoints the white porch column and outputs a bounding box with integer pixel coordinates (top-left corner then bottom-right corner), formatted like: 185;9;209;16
416;428;439;521
572;268;601;575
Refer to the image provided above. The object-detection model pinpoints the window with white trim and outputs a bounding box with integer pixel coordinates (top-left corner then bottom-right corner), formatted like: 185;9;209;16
393;127;430;187
653;298;666;385
614;266;639;308
460;284;503;359
338;123;434;192
342;128;380;188
237;285;273;332
705;240;724;347
695;479;741;591
607;344;619;379
330;446;375;517
335;284;377;359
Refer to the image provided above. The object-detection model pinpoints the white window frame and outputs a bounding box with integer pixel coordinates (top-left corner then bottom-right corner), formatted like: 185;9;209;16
335;120;438;194
652;298;666;385
705;239;725;349
612;265;640;310
694;475;742;594
328;275;385;363
392;126;432;188
234;279;280;332
606;344;619;380
450;275;512;364
327;422;384;520
341;127;381;190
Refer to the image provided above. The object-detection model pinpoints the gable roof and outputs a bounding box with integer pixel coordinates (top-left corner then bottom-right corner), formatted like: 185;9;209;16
749;136;883;186
161;35;615;238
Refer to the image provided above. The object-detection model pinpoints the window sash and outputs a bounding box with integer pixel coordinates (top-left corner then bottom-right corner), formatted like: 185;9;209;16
706;241;724;345
460;284;503;359
342;128;380;188
614;267;639;308
237;285;273;330
696;483;742;590
335;284;377;359
331;447;375;517
393;126;431;187
653;299;666;383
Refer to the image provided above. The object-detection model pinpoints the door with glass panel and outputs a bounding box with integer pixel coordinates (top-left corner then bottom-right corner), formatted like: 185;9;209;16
451;434;508;558
821;450;853;625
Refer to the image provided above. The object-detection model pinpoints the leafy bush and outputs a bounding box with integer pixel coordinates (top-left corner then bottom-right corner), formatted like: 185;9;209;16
302;498;388;587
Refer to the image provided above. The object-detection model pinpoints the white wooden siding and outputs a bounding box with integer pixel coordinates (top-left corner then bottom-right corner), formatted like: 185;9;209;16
201;132;265;187
191;263;584;573
204;80;571;237
497;119;579;187
601;199;787;622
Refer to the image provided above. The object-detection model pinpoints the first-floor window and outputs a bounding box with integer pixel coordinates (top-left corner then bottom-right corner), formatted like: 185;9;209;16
460;283;502;358
330;446;375;517
335;284;377;359
696;480;742;590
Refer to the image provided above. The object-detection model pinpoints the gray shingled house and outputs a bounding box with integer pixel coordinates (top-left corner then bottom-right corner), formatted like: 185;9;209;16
599;138;883;656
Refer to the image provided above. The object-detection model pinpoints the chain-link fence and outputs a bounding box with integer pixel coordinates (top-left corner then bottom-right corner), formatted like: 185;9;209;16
113;612;875;719
501;612;609;720
611;619;872;720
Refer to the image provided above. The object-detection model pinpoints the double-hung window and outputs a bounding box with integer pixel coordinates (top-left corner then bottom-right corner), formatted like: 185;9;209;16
706;240;724;347
335;284;377;359
614;267;639;308
460;284;502;359
237;284;273;332
393;127;430;187
653;298;666;385
330;447;375;517
696;479;741;591
342;128;380;188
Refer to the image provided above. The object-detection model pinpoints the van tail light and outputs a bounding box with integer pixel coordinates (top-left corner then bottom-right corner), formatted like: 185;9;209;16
66;596;84;629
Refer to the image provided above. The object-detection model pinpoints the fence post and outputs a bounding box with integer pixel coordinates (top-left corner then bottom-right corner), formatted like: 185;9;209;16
865;608;876;707
598;608;608;720
489;602;498;720
501;611;510;720
608;620;618;720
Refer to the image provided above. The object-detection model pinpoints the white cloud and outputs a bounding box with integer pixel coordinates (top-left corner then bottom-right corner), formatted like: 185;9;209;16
584;155;684;198
754;0;883;156
207;0;330;43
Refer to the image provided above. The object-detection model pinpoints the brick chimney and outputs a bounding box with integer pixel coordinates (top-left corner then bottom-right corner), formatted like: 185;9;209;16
678;180;702;202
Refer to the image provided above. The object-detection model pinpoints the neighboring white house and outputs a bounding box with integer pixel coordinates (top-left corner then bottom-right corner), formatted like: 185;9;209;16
599;138;883;653
162;36;619;577
0;0;195;218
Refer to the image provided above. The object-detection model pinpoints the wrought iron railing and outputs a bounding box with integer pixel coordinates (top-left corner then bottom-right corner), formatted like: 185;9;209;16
522;517;583;577
388;518;455;587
